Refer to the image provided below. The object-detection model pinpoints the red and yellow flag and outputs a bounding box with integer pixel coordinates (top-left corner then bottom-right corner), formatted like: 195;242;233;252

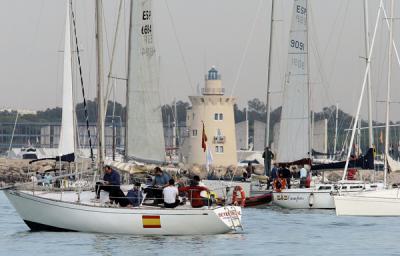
142;215;161;228
201;122;207;152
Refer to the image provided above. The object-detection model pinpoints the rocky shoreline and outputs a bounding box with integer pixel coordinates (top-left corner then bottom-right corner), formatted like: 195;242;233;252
1;157;400;188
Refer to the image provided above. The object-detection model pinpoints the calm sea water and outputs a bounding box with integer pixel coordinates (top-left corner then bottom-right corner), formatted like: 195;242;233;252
1;192;399;256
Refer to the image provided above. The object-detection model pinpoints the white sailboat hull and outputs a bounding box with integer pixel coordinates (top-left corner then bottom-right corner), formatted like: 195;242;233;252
335;189;400;216
273;189;335;209
273;182;384;209
4;190;241;235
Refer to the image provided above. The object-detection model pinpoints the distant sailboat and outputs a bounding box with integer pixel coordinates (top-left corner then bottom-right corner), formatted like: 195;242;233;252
334;0;400;216
272;0;381;209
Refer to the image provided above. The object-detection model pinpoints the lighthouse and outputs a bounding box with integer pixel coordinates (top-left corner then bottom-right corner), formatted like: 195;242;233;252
183;67;237;166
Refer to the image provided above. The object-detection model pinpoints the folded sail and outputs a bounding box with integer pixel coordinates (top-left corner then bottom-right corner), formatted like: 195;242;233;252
277;0;310;163
58;0;75;162
126;0;165;163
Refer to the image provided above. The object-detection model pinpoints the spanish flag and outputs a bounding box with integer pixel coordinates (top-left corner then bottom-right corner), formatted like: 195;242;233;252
201;122;207;152
142;215;161;228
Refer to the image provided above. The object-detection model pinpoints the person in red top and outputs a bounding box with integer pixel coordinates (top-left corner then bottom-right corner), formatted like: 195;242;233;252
179;177;210;208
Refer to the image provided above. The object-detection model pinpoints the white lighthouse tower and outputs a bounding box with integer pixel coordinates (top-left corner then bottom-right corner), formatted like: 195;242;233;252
184;67;237;166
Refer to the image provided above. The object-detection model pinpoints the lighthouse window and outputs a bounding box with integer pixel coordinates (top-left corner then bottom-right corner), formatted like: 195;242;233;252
214;113;223;121
192;129;198;137
215;145;224;153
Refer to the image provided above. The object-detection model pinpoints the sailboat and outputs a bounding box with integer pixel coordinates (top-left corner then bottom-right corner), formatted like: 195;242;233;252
272;0;381;209
334;0;400;216
3;0;242;235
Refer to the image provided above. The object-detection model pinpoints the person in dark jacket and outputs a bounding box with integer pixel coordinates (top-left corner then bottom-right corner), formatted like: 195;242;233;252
281;165;291;189
263;147;275;176
127;182;144;207
267;163;279;189
95;165;129;206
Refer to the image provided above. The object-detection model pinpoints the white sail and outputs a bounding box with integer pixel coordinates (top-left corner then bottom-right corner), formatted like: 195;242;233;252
277;0;309;163
58;0;75;157
126;0;165;163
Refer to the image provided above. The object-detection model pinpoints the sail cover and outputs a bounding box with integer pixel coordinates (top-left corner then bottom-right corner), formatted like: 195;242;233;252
58;0;75;160
277;0;310;163
126;0;165;163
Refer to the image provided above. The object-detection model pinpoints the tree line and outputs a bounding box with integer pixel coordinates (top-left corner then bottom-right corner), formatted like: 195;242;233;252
0;98;396;154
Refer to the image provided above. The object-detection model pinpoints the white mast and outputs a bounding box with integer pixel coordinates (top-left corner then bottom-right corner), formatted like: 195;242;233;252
264;0;275;148
363;0;374;149
95;0;105;169
342;1;383;180
384;0;394;187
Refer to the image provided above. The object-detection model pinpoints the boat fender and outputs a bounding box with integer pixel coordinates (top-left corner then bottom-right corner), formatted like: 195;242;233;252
309;192;314;208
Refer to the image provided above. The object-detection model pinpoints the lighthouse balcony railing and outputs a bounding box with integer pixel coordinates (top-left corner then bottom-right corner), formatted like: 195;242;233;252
213;136;225;144
201;88;225;95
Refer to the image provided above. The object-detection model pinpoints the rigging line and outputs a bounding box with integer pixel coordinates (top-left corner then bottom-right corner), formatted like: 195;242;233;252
100;0;112;119
164;0;195;93
320;0;346;61
229;0;263;99
381;4;400;70
104;0;124;114
308;2;349;111
70;0;94;163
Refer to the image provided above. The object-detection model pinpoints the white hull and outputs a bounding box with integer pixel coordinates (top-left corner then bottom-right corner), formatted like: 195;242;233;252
273;182;384;209
4;190;241;235
273;189;335;209
335;189;400;216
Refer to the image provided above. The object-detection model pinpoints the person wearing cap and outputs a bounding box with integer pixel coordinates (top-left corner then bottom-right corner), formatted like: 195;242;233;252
127;182;144;207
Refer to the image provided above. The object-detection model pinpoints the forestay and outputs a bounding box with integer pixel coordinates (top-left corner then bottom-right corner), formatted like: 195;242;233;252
58;1;75;160
277;0;310;163
126;0;165;163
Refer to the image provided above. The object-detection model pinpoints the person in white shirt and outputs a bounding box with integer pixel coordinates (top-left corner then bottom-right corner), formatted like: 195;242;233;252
163;179;179;208
299;165;308;188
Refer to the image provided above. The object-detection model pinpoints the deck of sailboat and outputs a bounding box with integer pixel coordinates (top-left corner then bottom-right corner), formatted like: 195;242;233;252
15;189;224;211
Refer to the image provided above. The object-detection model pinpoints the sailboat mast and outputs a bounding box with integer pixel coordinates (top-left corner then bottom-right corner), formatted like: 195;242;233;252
306;0;312;160
363;0;374;148
384;0;394;187
95;0;105;169
124;0;133;161
264;0;275;148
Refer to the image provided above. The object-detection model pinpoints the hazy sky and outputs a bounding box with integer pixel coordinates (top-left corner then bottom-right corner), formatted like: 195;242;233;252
0;0;399;122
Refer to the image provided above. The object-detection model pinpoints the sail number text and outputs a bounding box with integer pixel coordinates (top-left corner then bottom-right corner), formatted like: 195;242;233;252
141;10;152;35
143;10;151;20
290;40;305;51
296;5;306;15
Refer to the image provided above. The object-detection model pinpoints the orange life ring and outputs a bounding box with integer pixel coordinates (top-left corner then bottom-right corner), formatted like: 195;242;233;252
232;186;246;207
273;178;287;192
